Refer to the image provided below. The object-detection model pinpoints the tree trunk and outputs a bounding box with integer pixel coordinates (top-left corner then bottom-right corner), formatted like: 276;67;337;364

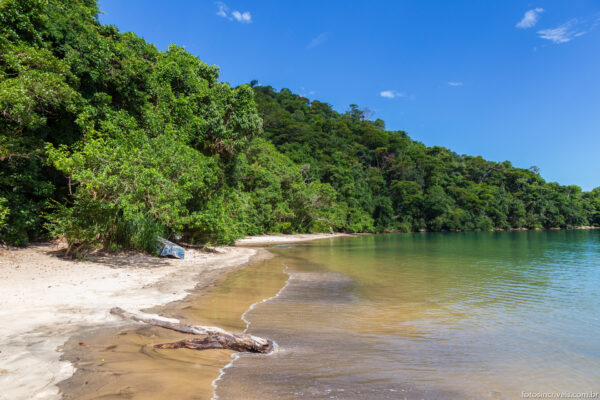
110;307;274;354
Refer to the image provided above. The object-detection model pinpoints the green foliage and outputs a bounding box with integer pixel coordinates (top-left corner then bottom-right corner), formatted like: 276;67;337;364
239;138;300;233
0;0;598;251
295;181;347;232
237;138;346;234
0;196;8;228
46;128;220;251
252;85;600;234
0;40;81;244
0;0;261;250
0;156;54;244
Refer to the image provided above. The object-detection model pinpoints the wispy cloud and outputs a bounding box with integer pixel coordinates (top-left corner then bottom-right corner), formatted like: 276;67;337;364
380;90;405;99
307;33;327;49
448;81;463;87
216;2;252;23
216;2;228;18
537;18;597;43
516;8;544;29
299;87;317;97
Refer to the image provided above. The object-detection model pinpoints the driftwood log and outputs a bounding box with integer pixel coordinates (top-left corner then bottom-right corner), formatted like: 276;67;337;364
110;307;274;353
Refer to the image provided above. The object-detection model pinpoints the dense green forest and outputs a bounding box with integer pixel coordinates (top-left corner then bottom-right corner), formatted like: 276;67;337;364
1;0;598;253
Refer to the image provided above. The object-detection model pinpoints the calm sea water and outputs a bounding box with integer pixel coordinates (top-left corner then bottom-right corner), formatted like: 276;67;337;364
216;231;600;399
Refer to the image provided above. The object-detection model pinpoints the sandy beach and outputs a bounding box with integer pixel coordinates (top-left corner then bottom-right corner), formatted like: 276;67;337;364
0;242;258;400
0;233;347;400
235;232;351;245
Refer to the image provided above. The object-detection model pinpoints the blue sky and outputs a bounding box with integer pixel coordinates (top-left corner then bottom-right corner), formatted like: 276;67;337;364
98;1;600;190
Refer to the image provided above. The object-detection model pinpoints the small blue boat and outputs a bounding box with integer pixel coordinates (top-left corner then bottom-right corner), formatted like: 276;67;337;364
155;237;185;259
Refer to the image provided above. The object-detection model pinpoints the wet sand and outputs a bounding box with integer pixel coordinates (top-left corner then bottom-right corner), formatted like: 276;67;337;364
58;252;289;400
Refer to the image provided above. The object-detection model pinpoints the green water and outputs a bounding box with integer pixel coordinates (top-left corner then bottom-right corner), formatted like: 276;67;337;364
217;231;600;399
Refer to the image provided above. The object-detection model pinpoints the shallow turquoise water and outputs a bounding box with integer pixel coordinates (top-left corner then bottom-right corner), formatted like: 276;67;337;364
217;231;600;399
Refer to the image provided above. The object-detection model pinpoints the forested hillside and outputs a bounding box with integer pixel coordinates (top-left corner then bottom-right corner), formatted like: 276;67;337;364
1;0;598;253
252;85;600;233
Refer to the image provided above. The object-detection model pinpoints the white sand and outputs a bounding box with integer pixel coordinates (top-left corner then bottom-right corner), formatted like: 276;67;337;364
0;243;257;400
235;232;351;245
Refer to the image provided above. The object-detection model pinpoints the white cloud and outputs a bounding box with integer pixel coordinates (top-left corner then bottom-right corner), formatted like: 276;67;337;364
380;90;405;99
232;10;252;23
516;8;544;29
537;18;587;43
448;81;463;87
216;3;252;23
216;2;228;18
307;33;327;49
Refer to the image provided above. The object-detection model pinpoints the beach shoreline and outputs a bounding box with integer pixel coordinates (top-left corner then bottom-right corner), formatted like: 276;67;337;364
0;242;260;400
0;233;347;400
1;229;597;398
235;232;353;245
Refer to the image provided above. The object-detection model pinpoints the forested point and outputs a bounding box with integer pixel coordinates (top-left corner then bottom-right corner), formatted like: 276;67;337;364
1;0;599;253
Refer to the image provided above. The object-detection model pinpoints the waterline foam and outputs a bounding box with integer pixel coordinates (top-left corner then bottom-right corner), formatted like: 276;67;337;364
210;264;293;400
